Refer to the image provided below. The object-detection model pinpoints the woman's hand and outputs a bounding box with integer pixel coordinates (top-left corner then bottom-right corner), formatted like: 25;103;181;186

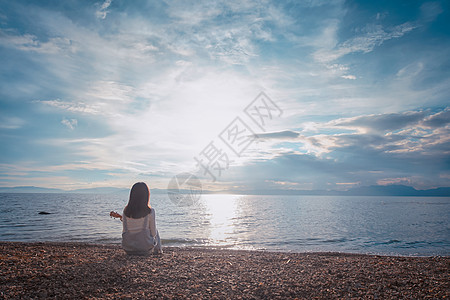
110;211;122;221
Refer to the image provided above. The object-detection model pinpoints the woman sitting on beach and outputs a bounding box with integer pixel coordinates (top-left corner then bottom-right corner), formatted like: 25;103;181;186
110;182;162;255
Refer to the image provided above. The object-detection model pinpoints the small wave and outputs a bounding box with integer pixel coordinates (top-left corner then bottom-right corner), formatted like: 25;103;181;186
362;239;444;249
322;238;348;244
363;240;402;246
383;239;402;245
161;238;208;246
405;240;428;246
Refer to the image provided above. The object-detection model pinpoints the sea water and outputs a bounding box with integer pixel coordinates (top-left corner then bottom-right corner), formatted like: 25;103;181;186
0;193;448;256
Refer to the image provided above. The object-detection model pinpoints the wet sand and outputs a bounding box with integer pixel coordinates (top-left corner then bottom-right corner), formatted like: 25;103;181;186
0;242;448;299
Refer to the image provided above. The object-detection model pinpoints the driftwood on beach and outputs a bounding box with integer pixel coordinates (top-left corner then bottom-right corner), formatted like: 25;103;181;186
0;242;448;299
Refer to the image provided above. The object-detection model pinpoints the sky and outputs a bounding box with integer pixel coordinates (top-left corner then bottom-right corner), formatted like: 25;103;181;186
0;0;449;192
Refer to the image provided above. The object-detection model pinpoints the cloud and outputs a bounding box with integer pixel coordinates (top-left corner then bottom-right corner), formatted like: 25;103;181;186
329;111;427;133
341;75;356;80
396;62;424;78
422;108;450;128
420;1;443;22
85;81;134;103
243;109;449;162
235;108;450;189
36;99;101;115
35;81;136;117
312;109;450;157
314;22;417;62
377;177;413;186
61;118;77;130
152;0;294;64
0;116;26;129
0;29;74;54
96;0;112;19
255;130;300;139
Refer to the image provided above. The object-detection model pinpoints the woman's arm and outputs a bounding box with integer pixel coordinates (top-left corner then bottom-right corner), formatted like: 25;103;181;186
149;208;162;253
148;208;157;237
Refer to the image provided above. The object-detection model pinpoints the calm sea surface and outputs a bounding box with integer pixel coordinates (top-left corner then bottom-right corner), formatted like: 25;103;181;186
0;193;448;256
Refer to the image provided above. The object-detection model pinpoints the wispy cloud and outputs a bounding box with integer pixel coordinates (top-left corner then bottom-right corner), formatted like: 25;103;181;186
329;111;428;133
0;116;26;129
96;0;112;19
36;100;101;115
341;75;356;80
255;131;300;139
154;0;293;64
0;29;74;54
61;118;77;130
314;22;417;63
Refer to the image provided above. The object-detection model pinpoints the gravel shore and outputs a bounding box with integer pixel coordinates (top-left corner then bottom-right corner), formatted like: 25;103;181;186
0;242;448;299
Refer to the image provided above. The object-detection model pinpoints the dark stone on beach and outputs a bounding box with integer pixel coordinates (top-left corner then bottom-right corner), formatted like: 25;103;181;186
38;211;52;215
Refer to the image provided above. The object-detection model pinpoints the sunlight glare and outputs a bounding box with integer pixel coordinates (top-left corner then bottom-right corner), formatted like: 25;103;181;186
204;194;240;245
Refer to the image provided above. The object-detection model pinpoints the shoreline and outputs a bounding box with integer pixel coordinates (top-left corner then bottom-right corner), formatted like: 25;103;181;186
1;242;449;299
6;240;447;257
2;240;448;258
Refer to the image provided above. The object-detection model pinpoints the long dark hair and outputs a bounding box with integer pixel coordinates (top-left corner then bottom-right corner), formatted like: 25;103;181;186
124;182;152;219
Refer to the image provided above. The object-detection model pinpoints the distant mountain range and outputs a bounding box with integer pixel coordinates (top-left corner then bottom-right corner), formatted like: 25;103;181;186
0;185;448;196
222;185;450;197
0;186;130;194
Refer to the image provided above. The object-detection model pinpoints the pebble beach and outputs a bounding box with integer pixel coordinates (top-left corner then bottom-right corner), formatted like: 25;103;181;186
0;242;448;299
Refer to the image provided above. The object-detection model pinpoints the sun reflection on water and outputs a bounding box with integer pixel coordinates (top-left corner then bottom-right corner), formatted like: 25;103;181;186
203;194;241;246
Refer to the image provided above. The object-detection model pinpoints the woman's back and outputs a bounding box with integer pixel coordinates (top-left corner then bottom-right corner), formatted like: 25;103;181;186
120;182;162;255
